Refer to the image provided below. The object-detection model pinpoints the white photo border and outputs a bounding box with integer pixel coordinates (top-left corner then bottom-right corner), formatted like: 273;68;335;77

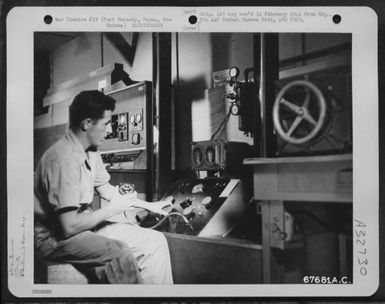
6;6;379;298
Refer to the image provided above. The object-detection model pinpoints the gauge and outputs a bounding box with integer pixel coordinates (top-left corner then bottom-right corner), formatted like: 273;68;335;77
201;196;212;206
192;146;204;167
229;66;240;78
230;103;240;115
205;146;215;166
135;113;142;123
130;114;135;124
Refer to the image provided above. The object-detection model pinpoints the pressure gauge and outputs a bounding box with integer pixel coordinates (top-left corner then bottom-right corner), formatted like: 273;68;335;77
130;114;135;124
230;103;240;116
229;66;240;78
135;113;142;123
201;196;212;206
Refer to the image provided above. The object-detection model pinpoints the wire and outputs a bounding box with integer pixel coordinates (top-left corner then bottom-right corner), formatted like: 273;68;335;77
216;112;231;139
210;106;232;140
146;212;193;230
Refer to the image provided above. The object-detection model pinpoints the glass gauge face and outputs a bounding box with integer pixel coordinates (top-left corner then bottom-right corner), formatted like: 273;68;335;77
192;147;204;166
230;103;240;115
130;114;135;124
229;66;239;78
136;113;142;123
205;146;215;165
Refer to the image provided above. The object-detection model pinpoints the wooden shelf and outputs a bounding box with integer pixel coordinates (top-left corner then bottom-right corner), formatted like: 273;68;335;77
244;154;352;165
164;232;263;250
244;154;352;203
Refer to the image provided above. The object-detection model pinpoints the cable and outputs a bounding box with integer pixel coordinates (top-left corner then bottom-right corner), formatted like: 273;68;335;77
147;212;193;230
217;111;231;139
210;106;231;140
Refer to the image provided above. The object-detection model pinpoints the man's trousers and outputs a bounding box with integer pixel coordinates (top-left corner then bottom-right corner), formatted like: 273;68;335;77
35;222;173;284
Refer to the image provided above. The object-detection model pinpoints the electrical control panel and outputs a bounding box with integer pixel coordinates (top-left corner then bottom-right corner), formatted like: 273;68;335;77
100;82;152;168
140;178;257;239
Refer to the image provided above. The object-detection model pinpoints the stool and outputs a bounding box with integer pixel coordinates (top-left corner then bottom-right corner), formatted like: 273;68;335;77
47;263;89;284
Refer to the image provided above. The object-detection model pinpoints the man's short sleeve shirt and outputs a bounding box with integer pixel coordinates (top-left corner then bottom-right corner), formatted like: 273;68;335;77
35;131;110;212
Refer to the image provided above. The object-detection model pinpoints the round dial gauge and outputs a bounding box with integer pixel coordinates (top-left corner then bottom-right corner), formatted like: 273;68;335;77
205;146;215;165
192;146;204;167
130;114;135;124
136;113;142;123
230;103;240;115
229;66;240;78
201;196;212;206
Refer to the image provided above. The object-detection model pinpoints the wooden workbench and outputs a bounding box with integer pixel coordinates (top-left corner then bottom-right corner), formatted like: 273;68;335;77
244;154;353;283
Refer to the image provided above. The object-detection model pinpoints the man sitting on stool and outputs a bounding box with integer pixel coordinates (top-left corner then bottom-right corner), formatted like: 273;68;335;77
34;90;173;284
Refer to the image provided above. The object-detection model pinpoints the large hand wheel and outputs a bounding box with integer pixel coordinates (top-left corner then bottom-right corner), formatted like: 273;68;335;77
273;80;327;145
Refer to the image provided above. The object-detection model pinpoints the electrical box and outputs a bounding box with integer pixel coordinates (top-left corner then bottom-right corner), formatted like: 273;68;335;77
100;82;152;170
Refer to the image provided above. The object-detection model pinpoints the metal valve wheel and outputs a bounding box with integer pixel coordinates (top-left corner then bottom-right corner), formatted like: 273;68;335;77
273;80;327;145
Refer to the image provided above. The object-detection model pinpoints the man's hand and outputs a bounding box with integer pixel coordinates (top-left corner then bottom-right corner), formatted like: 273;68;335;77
57;188;140;238
141;201;171;215
130;198;173;216
107;188;138;214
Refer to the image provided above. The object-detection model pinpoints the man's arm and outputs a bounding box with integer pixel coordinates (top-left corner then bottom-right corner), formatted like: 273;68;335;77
96;182;117;201
93;156;171;216
44;158;137;238
58;191;136;238
59;207;116;238
96;183;172;216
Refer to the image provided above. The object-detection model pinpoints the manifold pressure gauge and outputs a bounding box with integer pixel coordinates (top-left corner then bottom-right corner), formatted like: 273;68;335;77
230;102;240;116
229;66;240;78
130;114;135;124
135;113;142;123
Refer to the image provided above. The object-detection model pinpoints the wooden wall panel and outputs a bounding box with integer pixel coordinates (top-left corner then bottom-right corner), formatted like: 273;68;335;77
165;233;262;284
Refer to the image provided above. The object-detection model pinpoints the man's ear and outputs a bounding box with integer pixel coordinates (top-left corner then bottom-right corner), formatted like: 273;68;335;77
81;118;92;131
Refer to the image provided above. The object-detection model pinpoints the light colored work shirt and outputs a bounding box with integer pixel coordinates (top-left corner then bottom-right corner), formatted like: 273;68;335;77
34;130;110;217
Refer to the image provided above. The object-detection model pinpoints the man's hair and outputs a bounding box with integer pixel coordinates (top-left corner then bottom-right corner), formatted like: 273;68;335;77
69;90;116;129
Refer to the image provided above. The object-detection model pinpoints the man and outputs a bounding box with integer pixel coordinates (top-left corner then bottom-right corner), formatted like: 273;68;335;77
34;90;173;284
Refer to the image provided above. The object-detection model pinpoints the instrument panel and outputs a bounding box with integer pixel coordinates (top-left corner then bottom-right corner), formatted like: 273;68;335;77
141;178;250;237
100;82;152;168
191;139;252;177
